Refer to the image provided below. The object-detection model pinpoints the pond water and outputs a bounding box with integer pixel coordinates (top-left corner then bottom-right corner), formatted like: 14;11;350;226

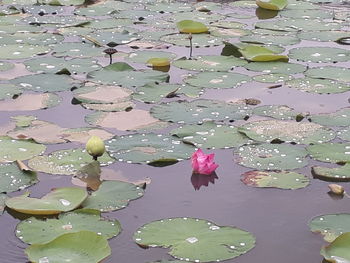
0;0;349;262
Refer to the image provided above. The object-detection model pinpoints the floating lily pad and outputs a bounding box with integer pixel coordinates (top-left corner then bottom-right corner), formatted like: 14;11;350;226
0;44;50;59
126;50;177;64
51;42;105;58
80;102;134;112
280;8;333;19
177;20;208;34
88;64;168;87
0;32;64;46
255;19;341;32
151;99;251;124
83;18;133;30
289;47;349;63
305;66;350;83
229;0;257;8
307;143;350;163
0;162;38;193
173;55;247;72
210;27;249;38
235;144;308;170
133;83;181;104
86;110;165;131
28;148;114;175
73;84;132;104
25;231;111;263
134;217;255;262
0;25;44;34
253;73;292;83
146;2;193;13
252;105;301;120
86;29;139;47
0;83;22;100
6;187;88;215
0;93;60;111
22;15;90;28
59;128;114;144
11;74;78;93
24;57;101;74
16;209;121;244
0;61;14;72
256;0;288;10
241;170;309;189
169;11;225;23
160;33;222;47
244;61;306;74
312;163;350;181
82;180;144;212
309;108;350;127
239;120;335;144
239;45;288;62
337;128;350;141
286;78;350;94
0;136;46;162
240;34;300;46
171;122;250;149
321;232;350;263
298;31;350;42
105;133;194;164
0;194;6;213
309;214;350;242
184;72;250;89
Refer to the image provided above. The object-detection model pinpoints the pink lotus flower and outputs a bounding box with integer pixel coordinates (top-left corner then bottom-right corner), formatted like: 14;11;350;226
191;149;219;175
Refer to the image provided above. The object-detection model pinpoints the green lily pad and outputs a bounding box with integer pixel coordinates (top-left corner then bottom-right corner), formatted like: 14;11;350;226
305;66;350;83
280;8;334;19
312;163;350;181
286;78;350;94
22;15;90;28
289;47;349;63
169;11;225;23
235;143;308;170
160;33;222;47
134;217;255;262
240;33;300;46
229;0;257;8
25;231;111;263
86;110;166;131
151;99;251;124
82;180;144;212
321;232;350;263
0;44;50;59
0;32;64;46
253;73;292;83
133;83;181;104
11;74;78;93
16;209;121;244
241;170;309;189
146;2;193;13
24;57;101;74
209;27;249;38
171;122;250;149
28;148;114;175
177;20;208;34
256;0;288;10
307;143;350;163
252;105;302;120
0;136;46;163
0;194;6;213
309;108;350;127
83;18;133;30
51;42;105;58
173;55;247;72
6;187;88;215
309;214;350;242
337;128;350;141
255;19;341;32
126;50;177;64
184;72;251;89
0;83;22;100
239;44;288;62
86;29;139;47
88;64;168;87
244;61;306;74
239;120;335;144
105;133;194;164
0;92;61;111
0;162;37;193
0;61;14;72
298;31;350;42
0;25;44;34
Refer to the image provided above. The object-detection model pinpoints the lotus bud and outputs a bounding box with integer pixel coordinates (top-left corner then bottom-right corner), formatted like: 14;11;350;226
86;136;105;160
328;184;344;195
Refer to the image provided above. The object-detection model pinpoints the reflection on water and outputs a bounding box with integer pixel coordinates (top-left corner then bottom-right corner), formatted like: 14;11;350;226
191;172;218;190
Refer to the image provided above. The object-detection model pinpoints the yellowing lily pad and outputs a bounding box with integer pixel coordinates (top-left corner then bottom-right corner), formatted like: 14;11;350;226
256;0;288;10
6;187;88;215
147;58;171;67
239;45;289;62
177;20;209;34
